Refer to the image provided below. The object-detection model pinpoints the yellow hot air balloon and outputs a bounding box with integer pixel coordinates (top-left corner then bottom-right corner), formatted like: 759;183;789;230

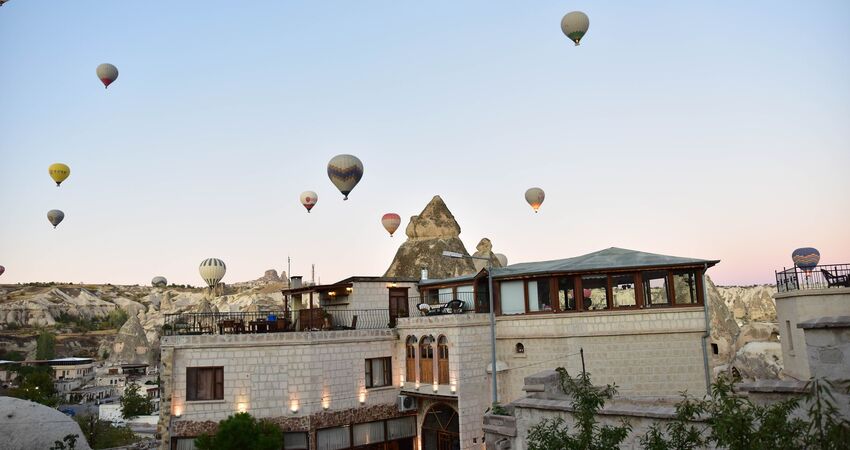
525;187;545;213
561;11;590;46
49;163;71;187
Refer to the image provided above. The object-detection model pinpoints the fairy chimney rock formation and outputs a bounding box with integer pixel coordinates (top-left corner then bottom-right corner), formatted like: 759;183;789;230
107;312;152;366
472;238;504;272
384;196;476;279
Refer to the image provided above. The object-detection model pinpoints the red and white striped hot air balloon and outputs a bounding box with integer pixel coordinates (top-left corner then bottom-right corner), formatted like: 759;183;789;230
381;213;401;237
300;191;318;213
525;187;545;213
96;63;118;89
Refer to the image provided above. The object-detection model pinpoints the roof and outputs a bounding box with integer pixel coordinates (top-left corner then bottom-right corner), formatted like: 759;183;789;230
282;276;419;294
419;248;719;287
419;270;486;287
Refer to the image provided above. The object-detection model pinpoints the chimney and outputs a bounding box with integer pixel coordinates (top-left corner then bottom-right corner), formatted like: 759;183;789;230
421;267;428;280
291;276;303;289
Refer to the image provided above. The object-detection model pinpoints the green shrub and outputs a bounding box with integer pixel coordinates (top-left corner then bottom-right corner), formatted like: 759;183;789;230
195;412;282;450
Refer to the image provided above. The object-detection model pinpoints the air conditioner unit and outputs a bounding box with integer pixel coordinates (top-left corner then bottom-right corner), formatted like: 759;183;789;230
397;394;417;412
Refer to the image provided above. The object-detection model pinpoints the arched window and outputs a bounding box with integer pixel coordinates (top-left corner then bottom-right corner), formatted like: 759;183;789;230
515;343;525;354
405;336;417;383
419;336;434;384
437;336;449;384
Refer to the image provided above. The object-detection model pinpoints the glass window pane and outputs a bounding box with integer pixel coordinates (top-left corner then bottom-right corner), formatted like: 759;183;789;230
611;274;636;307
456;285;474;310
558;277;575;311
527;280;552;312
673;272;698;304
438;287;453;303
175;438;197;450
353;421;385;445
643;271;669;306
387;416;416;439
581;276;608;310
283;432;309;450
317;426;350;450
499;281;525;314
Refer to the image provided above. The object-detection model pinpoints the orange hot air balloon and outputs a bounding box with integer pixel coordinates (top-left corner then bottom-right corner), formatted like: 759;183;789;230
525;187;545;213
381;213;401;237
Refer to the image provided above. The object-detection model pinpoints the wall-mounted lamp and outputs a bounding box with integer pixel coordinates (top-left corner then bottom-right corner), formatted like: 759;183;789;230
328;291;336;297
290;400;299;414
433;383;439;393
345;287;353;293
323;404;329;411
450;385;457;394
237;402;247;413
358;392;366;405
414;381;420;391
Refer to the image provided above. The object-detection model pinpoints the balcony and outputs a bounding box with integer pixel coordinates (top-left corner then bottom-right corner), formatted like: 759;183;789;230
775;264;850;293
162;309;391;336
411;291;490;316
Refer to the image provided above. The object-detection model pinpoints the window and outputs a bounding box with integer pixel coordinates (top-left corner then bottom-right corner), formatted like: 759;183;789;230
673;272;698;304
405;336;416;382
515;343;525;354
365;357;392;388
283;432;309;450
642;271;669;306
317;426;350;450
456;284;475;310
581;275;608;310
711;343;719;355
174;438;198;450
557;277;576;311
353;421;385;446
426;290;440;304
387;416;416;440
499;281;525;314
437;336;449;384
186;367;223;401
611;274;637;307
438;287;453;303
419;336;434;384
527;280;552;312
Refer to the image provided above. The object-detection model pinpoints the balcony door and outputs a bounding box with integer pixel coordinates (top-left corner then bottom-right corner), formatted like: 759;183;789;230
389;287;409;327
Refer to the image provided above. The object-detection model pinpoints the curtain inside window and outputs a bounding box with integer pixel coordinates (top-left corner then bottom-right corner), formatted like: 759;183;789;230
387;416;416;439
175;438;198;450
283;432;308;450
500;281;525;314
353;421;385;445
456;285;474;310
438;287;452;302
317;426;350;450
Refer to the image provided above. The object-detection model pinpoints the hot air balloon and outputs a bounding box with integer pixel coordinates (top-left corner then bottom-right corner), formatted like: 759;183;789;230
327;154;364;200
0;266;5;277
561;11;589;46
381;213;401;237
152;276;168;287
199;258;226;289
792;247;820;279
300;191;318;213
496;254;508;267
525;187;545;213
49;163;70;187
47;210;64;228
96;63;119;89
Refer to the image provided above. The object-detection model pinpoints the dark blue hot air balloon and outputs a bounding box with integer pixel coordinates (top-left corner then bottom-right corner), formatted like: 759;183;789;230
792;247;820;278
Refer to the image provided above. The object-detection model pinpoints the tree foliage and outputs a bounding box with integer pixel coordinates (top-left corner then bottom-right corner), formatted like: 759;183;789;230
9;365;59;406
36;330;56;360
195;412;283;450
120;382;154;419
527;368;631;450
75;414;139;449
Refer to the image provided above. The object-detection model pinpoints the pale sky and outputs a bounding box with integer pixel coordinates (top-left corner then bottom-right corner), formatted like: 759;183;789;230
1;1;848;287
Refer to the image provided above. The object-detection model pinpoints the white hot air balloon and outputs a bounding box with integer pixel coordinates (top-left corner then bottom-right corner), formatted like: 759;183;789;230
199;258;226;289
152;276;168;287
561;11;590;46
96;63;119;88
525;187;545;213
300;191;318;213
327;154;364;200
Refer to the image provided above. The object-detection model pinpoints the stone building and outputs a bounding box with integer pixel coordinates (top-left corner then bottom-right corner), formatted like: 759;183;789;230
158;247;719;450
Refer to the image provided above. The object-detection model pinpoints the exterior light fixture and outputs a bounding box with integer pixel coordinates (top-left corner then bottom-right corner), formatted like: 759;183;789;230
237;402;247;413
450;385;457;394
433;383;439;393
346;287;353;293
414;381;420;391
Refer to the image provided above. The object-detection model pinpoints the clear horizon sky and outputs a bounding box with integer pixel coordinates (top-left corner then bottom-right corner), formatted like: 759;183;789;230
1;1;848;287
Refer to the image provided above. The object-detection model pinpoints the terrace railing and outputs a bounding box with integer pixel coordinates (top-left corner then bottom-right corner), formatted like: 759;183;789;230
162;309;392;336
775;264;850;293
411;291;489;316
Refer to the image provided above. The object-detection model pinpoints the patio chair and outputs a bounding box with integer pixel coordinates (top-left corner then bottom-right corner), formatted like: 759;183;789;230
821;269;850;288
445;299;465;314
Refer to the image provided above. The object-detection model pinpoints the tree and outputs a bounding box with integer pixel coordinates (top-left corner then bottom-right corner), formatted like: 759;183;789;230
36;330;56;360
195;412;283;450
120;382;153;419
9;365;59;406
105;309;128;329
526;368;631;450
75;414;139;449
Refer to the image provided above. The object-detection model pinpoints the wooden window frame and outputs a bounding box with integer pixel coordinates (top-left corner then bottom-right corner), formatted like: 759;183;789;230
419;336;434;384
405;336;416;383
437;336;449;385
670;269;703;307
186;366;223;401
610;273;640;310
365;357;392;389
